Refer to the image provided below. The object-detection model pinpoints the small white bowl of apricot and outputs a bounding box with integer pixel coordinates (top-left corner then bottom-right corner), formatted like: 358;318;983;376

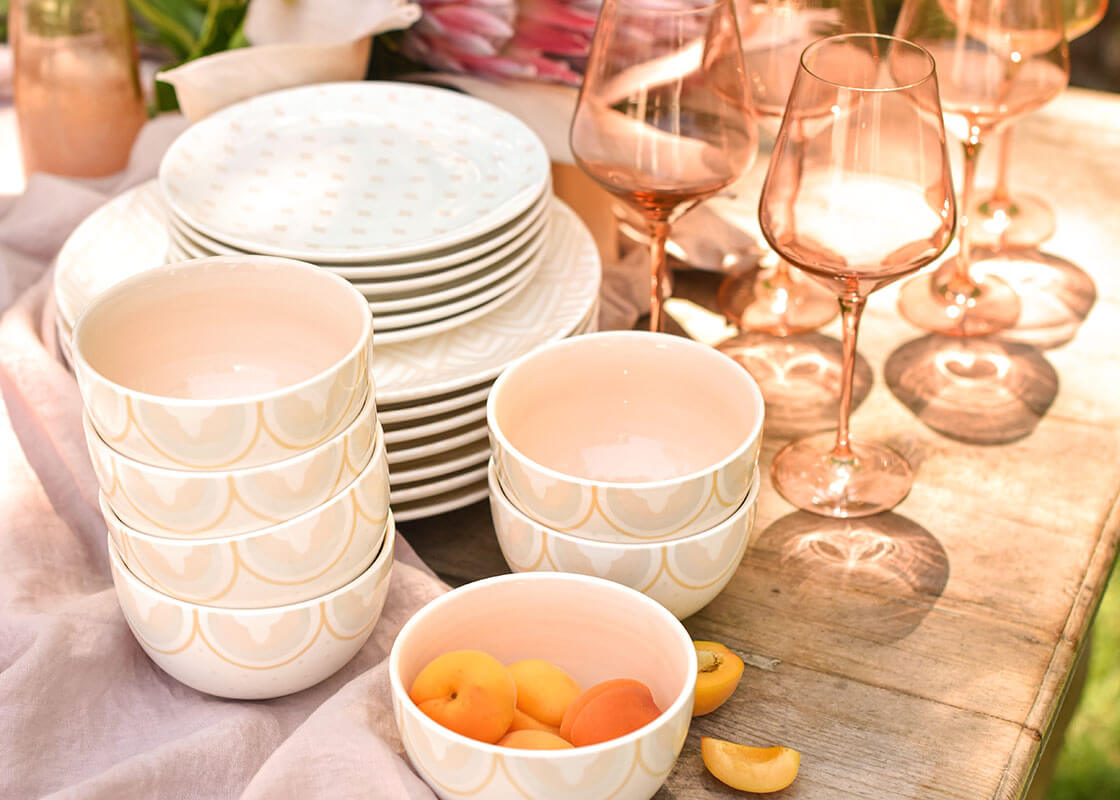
388;572;697;800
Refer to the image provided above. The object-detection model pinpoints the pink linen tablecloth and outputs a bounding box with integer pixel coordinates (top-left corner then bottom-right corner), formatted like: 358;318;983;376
0;115;448;800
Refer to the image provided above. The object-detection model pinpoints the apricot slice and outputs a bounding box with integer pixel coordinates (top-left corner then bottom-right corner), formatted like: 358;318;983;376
409;650;517;744
508;659;583;728
507;707;562;736
568;684;662;747
559;678;650;742
498;730;574;750
701;738;801;793
692;640;744;716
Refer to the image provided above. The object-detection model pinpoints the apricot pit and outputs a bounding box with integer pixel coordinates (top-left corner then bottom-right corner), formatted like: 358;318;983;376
692;640;744;716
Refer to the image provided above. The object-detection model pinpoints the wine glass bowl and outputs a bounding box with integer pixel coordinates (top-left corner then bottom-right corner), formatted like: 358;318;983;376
894;0;1070;337
571;0;758;331
717;0;876;336
761;33;956;518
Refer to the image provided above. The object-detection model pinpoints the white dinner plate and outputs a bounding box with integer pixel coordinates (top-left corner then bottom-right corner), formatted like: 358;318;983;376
159;82;551;262
362;230;547;312
389;439;491;484
54;182;169;331
350;207;549;295
371;238;544;333
389;463;490;504
392;480;489;523
382;402;487;446
386;421;488;465
166;184;551;283
51;184;601;422
372;199;601;404
377;383;494;425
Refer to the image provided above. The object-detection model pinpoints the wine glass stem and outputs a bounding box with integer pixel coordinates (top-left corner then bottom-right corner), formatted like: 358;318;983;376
832;294;865;460
991;127;1014;205
648;220;670;332
951;139;983;292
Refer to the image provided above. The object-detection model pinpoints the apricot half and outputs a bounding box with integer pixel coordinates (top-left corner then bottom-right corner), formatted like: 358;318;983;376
508;659;582;728
498;730;574;750
409;650;517;744
568;683;661;746
701;738;801;793
692;640;744;716
559;678;650;742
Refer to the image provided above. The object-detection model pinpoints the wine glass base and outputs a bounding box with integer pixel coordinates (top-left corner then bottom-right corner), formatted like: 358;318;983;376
970;191;1057;249
717;263;837;336
897;261;1021;337
771;433;913;518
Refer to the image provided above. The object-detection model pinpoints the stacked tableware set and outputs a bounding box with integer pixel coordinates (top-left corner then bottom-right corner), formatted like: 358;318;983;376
486;331;765;619
52;81;602;521
71;256;394;699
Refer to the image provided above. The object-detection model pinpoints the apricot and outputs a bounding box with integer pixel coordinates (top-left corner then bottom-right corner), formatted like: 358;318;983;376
567;683;662;747
507;707;562;736
559;678;650;742
409;650;517;744
692;640;745;716
498;730;574;750
508;659;582;728
701;738;801;793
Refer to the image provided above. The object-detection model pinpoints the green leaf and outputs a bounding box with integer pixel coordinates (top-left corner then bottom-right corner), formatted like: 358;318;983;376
128;0;207;60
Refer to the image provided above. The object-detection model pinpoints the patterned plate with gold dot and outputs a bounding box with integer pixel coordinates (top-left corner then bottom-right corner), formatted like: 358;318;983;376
158;82;551;263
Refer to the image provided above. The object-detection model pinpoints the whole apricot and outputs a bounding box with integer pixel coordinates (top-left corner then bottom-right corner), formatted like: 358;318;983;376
507;707;562;736
567;683;662;747
559;678;650;742
498;730;574;750
508;659;583;728
409;650;517;743
692;640;744;716
701;738;800;793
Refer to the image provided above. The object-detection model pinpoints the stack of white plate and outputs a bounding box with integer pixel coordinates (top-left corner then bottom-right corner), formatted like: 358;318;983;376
54;189;600;521
156;82;554;346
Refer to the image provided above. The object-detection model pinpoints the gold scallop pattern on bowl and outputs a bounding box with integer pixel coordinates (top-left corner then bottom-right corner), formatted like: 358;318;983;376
397;699;691;800
98;415;381;538
203;607;319;666
86;349;368;470
493;448;753;542
121;533;238;603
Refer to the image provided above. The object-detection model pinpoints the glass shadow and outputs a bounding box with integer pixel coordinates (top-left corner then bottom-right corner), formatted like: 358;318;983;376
976;246;1097;350
884;334;1058;445
751;510;949;644
718;331;872;438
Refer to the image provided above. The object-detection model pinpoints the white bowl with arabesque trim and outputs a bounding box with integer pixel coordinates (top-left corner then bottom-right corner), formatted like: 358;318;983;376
487;331;764;543
73;256;373;470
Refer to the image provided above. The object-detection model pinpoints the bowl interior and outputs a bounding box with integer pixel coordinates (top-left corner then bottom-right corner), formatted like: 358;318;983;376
395;574;692;713
75;257;367;400
491;333;762;483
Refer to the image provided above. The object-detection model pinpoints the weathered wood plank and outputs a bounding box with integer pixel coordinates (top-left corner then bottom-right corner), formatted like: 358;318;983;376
401;88;1120;799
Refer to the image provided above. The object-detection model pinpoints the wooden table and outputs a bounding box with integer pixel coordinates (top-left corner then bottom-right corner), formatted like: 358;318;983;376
401;87;1120;799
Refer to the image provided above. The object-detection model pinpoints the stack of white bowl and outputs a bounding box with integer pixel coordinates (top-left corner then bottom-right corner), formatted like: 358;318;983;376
486;332;766;620
72;256;394;700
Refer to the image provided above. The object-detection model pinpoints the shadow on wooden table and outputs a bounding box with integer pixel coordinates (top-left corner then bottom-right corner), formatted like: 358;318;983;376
716;331;873;438
981;247;1098;351
884;334;1060;445
749;511;950;644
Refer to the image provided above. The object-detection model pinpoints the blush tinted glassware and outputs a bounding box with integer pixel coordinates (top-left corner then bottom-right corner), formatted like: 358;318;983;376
968;0;1107;249
894;0;1070;337
717;0;876;336
761;33;956;517
571;0;758;331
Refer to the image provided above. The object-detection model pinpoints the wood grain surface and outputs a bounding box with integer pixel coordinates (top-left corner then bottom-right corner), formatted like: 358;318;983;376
400;88;1120;799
